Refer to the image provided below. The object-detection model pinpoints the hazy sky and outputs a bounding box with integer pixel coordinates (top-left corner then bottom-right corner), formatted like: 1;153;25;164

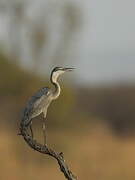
0;0;135;85
73;0;135;85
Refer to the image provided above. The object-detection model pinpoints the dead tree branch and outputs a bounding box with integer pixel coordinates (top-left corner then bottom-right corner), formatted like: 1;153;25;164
19;124;77;180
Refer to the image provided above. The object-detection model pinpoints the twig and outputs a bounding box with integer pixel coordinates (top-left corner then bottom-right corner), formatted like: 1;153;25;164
19;124;77;180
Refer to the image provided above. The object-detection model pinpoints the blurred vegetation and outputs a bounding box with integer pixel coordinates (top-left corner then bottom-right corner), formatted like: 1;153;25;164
1;0;82;71
1;124;135;180
1;52;135;136
1;1;135;180
78;86;135;135
0;43;135;180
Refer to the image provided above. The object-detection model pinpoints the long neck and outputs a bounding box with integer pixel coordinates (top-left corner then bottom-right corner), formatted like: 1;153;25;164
51;76;61;100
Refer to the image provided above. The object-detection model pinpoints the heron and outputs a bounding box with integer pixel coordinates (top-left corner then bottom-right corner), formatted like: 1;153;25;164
21;67;74;145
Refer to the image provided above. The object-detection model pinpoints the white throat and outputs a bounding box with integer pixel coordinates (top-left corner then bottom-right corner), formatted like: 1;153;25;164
53;81;61;99
51;71;63;100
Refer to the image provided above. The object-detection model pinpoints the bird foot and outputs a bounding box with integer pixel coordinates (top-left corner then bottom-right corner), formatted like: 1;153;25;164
17;132;22;136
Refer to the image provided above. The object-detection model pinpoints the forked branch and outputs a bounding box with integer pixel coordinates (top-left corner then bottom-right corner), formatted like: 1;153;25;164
19;124;77;180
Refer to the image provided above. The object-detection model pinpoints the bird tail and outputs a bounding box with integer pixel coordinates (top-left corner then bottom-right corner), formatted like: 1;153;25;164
21;116;32;128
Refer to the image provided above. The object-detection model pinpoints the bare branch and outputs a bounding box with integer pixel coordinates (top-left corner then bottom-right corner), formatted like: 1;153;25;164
19;124;77;180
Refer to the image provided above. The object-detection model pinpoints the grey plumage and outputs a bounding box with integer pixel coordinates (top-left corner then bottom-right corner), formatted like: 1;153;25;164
21;66;74;145
22;87;51;126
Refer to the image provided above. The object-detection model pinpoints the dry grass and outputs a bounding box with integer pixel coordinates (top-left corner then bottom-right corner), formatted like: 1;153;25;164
0;123;135;180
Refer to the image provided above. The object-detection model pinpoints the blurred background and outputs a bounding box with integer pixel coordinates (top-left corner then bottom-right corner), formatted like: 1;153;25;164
0;0;135;179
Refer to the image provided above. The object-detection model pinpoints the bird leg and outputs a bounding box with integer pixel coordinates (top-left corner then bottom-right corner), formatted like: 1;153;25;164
30;121;33;139
42;118;47;145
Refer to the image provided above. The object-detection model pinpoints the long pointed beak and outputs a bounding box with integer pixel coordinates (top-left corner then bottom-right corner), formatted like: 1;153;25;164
64;67;75;72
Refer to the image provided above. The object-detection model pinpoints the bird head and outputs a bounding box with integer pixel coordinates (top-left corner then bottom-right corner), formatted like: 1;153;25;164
51;66;74;83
